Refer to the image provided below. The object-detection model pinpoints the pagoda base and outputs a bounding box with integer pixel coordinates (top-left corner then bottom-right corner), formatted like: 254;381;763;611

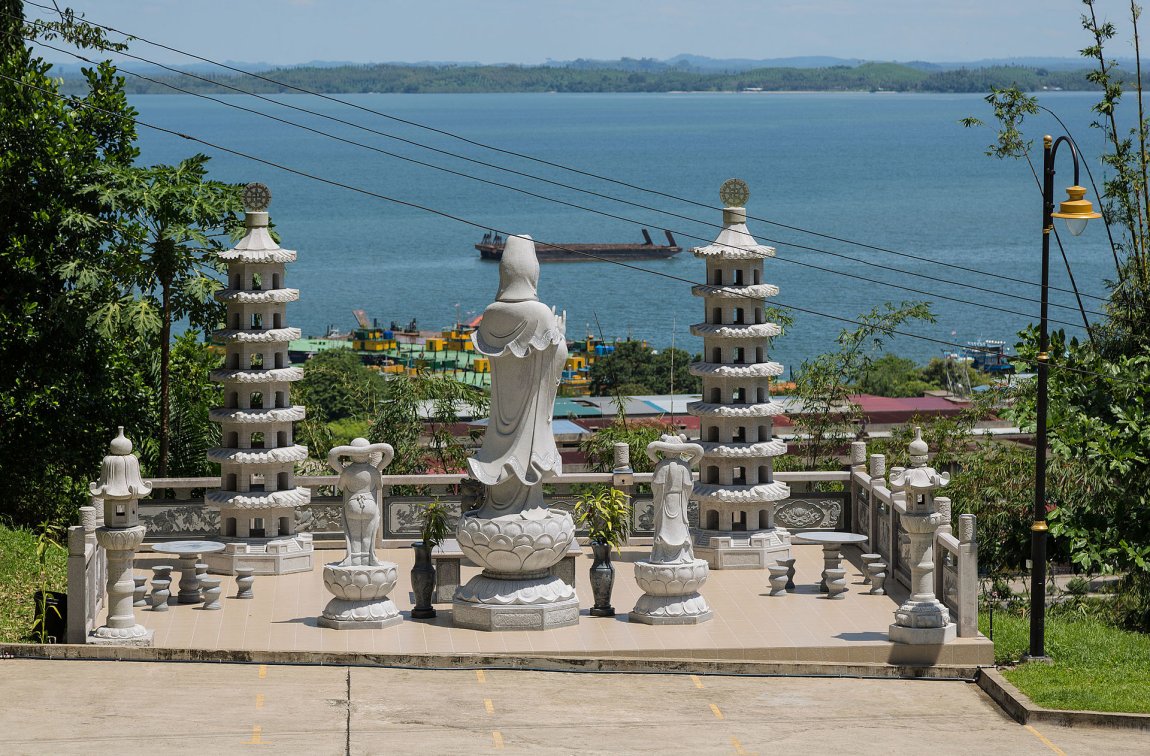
453;595;581;631
204;533;314;575
692;528;791;570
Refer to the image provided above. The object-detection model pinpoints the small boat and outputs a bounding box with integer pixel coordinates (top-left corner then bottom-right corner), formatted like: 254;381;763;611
475;229;682;262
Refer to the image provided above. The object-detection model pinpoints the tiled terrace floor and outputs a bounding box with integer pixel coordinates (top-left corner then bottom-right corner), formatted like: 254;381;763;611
122;543;992;667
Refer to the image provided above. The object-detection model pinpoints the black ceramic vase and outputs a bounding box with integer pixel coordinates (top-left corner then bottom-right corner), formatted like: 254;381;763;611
410;542;437;619
589;542;616;617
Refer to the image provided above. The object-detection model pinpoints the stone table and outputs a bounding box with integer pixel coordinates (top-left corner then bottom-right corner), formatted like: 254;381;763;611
793;531;869;592
152;541;227;604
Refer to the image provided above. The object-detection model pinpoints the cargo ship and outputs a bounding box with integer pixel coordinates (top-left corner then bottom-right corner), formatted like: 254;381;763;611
475;229;681;262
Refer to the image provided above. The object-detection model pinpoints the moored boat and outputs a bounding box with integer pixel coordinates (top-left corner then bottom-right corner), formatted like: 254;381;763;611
475;229;681;262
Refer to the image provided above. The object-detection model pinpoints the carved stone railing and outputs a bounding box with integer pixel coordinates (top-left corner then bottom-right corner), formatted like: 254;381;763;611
848;443;980;638
65;505;107;644
935;513;979;638
138;469;854;545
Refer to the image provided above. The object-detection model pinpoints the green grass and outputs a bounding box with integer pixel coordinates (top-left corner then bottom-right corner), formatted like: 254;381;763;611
981;610;1150;713
0;525;67;643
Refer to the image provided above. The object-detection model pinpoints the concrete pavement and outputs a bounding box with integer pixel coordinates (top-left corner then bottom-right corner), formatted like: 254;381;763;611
1;659;1144;754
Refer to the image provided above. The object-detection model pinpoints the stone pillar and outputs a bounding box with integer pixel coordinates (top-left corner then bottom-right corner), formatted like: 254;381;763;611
956;514;979;638
88;428;153;646
888;428;955;645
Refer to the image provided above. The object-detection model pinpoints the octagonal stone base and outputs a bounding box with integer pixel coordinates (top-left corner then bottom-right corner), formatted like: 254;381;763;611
692;528;791;570
205;534;314;576
453;595;580;631
889;622;957;645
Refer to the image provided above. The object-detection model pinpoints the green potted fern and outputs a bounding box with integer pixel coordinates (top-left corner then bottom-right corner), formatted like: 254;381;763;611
411;498;452;619
574;486;632;617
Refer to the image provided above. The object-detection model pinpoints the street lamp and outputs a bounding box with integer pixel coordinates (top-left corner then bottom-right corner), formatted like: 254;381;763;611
1027;135;1101;661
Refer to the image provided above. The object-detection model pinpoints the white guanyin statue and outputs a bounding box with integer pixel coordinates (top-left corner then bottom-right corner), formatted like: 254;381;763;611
468;235;568;517
452;234;580;631
629;434;713;625
647;433;703;564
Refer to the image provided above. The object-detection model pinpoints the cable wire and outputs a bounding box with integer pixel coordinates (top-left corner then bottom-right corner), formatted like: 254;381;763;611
21;0;1113;306
10;69;1150;392
19;29;1108;329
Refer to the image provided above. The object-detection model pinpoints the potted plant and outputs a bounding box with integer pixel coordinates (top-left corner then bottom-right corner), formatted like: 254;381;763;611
411;498;452;619
574;486;632;617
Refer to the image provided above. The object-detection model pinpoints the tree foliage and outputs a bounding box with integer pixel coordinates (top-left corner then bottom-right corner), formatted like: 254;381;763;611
588;340;699;396
965;1;1150;629
789;301;935;469
0;3;149;526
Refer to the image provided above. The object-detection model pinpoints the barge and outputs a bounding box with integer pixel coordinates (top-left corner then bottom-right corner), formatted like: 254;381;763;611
475;229;681;262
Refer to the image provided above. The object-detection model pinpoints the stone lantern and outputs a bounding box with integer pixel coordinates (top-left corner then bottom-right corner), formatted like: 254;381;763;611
205;183;313;575
688;179;792;569
888;428;956;644
88;427;153;646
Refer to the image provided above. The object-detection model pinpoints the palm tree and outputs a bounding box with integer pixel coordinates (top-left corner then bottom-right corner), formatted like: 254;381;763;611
89;154;241;475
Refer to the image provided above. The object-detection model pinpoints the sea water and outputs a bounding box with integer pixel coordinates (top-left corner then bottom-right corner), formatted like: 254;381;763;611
131;91;1118;371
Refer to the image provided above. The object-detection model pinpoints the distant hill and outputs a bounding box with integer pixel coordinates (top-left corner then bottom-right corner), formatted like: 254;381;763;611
50;55;1125;96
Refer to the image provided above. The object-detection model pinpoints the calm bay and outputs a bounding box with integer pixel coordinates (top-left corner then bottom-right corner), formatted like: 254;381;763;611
131;91;1117;371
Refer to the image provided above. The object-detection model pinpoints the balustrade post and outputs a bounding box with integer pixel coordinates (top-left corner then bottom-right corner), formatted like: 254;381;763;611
957;514;978;637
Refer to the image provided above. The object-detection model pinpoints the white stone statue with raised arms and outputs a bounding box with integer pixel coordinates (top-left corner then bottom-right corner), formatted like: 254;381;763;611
318;437;402;629
630;434;713;625
327;437;394;567
453;235;580;631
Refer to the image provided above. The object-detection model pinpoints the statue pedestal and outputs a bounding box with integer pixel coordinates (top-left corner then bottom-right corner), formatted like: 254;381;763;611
629;560;712;625
889;597;956;645
692;528;791;570
319;563;402;630
452;511;580;631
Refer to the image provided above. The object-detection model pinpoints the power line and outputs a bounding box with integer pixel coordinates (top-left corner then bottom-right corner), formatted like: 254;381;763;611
11;70;1150;394
19;31;1107;329
20;0;1112;307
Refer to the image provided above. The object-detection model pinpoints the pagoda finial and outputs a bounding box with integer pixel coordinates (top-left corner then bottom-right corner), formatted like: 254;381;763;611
243;182;272;213
719;178;749;208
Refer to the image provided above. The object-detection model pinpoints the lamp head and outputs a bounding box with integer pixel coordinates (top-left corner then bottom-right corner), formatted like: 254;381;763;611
1051;185;1102;236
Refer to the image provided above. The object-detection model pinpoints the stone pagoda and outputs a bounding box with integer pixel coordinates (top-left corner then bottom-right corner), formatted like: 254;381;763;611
205;183;313;575
688;179;792;569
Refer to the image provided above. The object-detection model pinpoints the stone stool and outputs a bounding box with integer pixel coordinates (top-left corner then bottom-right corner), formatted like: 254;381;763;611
151;565;173;605
860;554;882;585
235;567;255;599
133;576;148;607
768;563;789;596
866;562;887;595
195;562;209;599
150;579;171;611
779;557;797;592
825;568;848;599
200;577;223;610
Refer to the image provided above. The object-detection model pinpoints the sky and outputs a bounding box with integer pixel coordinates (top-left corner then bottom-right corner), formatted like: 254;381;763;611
25;0;1135;67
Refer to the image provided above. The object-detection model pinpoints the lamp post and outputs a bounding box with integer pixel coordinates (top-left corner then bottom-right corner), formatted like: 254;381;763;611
1028;135;1101;661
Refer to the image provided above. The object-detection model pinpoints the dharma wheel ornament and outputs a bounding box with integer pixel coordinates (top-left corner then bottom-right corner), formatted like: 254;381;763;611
719;178;750;208
242;182;272;213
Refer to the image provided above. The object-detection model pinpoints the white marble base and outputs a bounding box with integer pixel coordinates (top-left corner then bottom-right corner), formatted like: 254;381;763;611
629;594;713;625
88;626;154;647
453;594;580;631
319;598;402;630
205;534;314;575
692;529;791;570
889;622;957;645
